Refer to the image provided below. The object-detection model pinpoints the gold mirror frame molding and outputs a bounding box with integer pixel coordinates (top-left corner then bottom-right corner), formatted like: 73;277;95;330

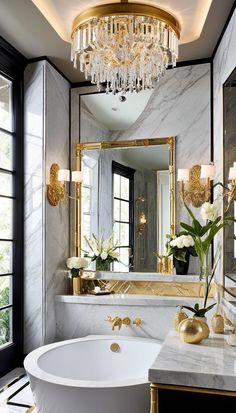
75;137;175;257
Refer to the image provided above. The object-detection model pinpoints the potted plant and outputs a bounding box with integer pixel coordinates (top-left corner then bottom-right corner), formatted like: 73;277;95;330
166;233;197;274
66;256;89;295
84;234;119;271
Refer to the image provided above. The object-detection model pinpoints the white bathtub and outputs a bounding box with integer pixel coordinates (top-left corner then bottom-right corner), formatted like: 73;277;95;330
24;335;161;413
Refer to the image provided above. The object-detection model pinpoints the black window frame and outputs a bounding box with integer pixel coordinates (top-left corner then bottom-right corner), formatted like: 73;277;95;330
112;161;135;270
0;37;26;376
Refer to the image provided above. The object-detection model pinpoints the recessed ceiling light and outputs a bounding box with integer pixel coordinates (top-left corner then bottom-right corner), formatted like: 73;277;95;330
112;107;120;111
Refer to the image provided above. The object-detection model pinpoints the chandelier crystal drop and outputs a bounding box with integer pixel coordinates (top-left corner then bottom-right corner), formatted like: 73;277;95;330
71;2;180;94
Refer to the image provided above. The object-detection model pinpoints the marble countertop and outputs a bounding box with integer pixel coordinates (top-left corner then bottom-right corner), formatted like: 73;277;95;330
81;271;200;282
149;330;236;392
55;294;201;307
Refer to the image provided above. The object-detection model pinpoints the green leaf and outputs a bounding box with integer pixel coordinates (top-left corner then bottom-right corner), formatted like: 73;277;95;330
180;222;196;236
194;303;199;311
174;250;187;262
193;219;202;235
181;305;196;314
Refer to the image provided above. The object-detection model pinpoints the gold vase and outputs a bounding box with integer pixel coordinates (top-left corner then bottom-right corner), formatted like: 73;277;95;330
211;313;224;334
178;318;205;344
72;277;81;295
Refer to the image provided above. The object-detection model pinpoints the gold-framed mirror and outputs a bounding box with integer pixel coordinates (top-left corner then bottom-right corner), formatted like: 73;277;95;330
74;137;175;273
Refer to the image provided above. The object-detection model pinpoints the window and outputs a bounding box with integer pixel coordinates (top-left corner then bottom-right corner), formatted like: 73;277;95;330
112;161;135;272
0;75;14;349
0;38;25;376
81;155;98;256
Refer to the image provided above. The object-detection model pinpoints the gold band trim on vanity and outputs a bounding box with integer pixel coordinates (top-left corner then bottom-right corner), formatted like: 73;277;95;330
150;383;236;413
81;279;214;298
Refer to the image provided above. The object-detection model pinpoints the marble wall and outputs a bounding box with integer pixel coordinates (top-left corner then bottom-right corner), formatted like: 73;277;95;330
72;64;211;274
24;61;70;352
213;8;236;283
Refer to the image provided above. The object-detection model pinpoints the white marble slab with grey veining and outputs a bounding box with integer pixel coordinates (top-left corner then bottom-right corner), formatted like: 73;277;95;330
149;330;236;391
55;294;207;307
82;271;200;282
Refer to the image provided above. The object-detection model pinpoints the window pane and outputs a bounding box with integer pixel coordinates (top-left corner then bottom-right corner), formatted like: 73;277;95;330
120;223;129;246
83;166;91;186
0;131;13;170
0;241;13;274
0;198;13;239
0;276;12;307
113;174;120;198
0;172;13;196
113;248;129;272
120;176;129;200
120;200;129;222
113;222;120;241
114;199;120;221
0;308;12;347
0;76;13;132
82;187;91;214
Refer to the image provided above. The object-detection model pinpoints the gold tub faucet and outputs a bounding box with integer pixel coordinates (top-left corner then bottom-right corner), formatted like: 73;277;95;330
105;316;131;331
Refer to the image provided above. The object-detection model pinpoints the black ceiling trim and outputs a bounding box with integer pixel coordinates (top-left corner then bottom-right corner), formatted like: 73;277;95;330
170;58;211;68
211;0;236;60
71;81;94;88
27;56;71;85
0;36;26;77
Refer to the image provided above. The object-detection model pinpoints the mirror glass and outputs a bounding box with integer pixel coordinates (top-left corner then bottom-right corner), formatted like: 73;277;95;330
79;93;174;272
223;67;236;278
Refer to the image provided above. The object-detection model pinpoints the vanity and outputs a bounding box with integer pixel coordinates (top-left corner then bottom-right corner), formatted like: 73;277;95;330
149;331;236;412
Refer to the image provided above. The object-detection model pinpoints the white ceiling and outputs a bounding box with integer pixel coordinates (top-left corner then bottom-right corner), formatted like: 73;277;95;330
32;0;212;44
0;0;234;82
82;90;154;130
119;145;169;171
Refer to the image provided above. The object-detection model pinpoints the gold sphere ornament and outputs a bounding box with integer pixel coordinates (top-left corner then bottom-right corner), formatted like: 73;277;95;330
193;316;209;339
178;318;205;344
174;307;188;331
211;313;224;334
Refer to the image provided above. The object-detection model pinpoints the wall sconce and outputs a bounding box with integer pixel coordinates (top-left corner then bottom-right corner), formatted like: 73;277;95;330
47;163;83;206
177;163;215;208
138;212;147;236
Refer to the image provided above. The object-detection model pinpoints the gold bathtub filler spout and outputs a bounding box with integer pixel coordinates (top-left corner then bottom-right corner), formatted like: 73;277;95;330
105;316;131;331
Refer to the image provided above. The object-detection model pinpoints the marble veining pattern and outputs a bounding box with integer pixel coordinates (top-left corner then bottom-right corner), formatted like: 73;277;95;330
149;330;236;391
24;61;70;352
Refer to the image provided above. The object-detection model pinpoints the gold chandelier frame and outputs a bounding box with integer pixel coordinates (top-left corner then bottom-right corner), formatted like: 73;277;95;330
71;2;181;39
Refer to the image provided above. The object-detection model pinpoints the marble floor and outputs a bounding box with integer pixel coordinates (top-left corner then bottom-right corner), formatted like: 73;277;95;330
0;369;35;412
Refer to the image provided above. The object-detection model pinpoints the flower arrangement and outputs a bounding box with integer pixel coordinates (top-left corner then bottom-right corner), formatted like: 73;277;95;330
83;234;119;271
166;233;197;262
66;256;89;277
180;200;235;309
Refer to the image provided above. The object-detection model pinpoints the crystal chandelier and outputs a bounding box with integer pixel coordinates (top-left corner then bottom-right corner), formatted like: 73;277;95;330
71;0;180;94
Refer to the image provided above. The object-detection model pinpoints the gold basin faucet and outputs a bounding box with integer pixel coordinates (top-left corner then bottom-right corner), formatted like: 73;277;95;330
105;316;131;331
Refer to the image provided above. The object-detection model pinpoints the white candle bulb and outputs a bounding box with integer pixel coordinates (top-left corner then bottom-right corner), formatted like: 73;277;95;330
200;164;215;179
177;169;189;182
58;169;70;182
229;167;236;180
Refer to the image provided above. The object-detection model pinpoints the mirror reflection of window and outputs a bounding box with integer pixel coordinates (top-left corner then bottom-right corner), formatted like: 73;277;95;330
81;155;98;257
112;162;134;272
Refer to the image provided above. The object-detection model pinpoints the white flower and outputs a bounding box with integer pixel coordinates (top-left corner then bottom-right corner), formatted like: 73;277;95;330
201;202;218;222
170;235;194;249
101;251;108;260
66;257;89;270
109;250;119;259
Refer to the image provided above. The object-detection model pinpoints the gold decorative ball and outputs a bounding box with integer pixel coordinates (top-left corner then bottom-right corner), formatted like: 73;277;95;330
174;309;188;331
211;313;224;334
179;318;205;344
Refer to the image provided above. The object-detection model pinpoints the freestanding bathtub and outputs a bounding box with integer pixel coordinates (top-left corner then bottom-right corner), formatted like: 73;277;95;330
24;335;161;413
